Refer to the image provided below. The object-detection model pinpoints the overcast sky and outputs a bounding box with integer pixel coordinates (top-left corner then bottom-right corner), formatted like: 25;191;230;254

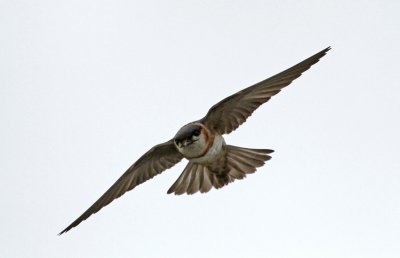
1;1;399;257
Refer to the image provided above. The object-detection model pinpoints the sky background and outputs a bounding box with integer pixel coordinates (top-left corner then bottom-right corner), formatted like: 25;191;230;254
1;1;399;257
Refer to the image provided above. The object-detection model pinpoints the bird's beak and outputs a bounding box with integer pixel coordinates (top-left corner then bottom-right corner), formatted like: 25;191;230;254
182;139;192;147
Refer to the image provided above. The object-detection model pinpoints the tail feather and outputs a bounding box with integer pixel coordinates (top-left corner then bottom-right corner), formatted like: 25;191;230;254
170;162;193;194
167;145;273;195
187;164;202;194
200;168;213;193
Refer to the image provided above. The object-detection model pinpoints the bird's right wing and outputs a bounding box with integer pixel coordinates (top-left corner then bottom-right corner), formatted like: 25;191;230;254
201;47;330;135
59;140;183;234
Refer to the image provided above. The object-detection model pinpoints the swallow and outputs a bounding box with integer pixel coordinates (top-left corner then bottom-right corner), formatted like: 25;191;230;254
59;47;330;234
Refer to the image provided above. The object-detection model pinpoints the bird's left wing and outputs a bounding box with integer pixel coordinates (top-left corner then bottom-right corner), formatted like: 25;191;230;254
59;140;183;234
201;47;330;135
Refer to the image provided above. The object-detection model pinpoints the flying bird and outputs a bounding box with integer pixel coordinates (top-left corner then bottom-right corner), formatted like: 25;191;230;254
60;47;330;234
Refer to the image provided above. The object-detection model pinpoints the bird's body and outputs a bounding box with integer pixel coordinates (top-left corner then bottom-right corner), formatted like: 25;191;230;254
170;122;272;194
60;47;331;234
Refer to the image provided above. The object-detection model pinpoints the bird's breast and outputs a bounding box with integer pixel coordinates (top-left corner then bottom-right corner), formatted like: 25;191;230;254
190;134;225;164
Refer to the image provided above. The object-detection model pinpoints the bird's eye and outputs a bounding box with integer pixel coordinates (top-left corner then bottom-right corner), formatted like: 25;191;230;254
193;129;201;136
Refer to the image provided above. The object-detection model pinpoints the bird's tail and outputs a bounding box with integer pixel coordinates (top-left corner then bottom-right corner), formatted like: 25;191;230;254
167;145;273;195
224;145;273;181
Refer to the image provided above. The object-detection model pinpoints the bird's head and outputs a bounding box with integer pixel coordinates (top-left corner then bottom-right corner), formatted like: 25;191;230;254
173;123;212;158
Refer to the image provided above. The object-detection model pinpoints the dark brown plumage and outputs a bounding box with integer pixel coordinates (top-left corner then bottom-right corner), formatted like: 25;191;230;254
201;47;331;135
59;141;183;235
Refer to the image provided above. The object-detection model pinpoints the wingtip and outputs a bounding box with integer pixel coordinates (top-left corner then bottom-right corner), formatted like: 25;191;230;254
308;46;331;64
318;46;331;56
58;224;75;235
322;46;332;54
58;228;68;236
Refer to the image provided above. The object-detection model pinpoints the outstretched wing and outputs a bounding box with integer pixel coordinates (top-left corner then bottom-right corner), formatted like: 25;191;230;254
59;140;183;234
201;47;330;135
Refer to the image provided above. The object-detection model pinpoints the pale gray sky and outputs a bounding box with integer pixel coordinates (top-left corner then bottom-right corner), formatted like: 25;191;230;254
1;1;399;257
